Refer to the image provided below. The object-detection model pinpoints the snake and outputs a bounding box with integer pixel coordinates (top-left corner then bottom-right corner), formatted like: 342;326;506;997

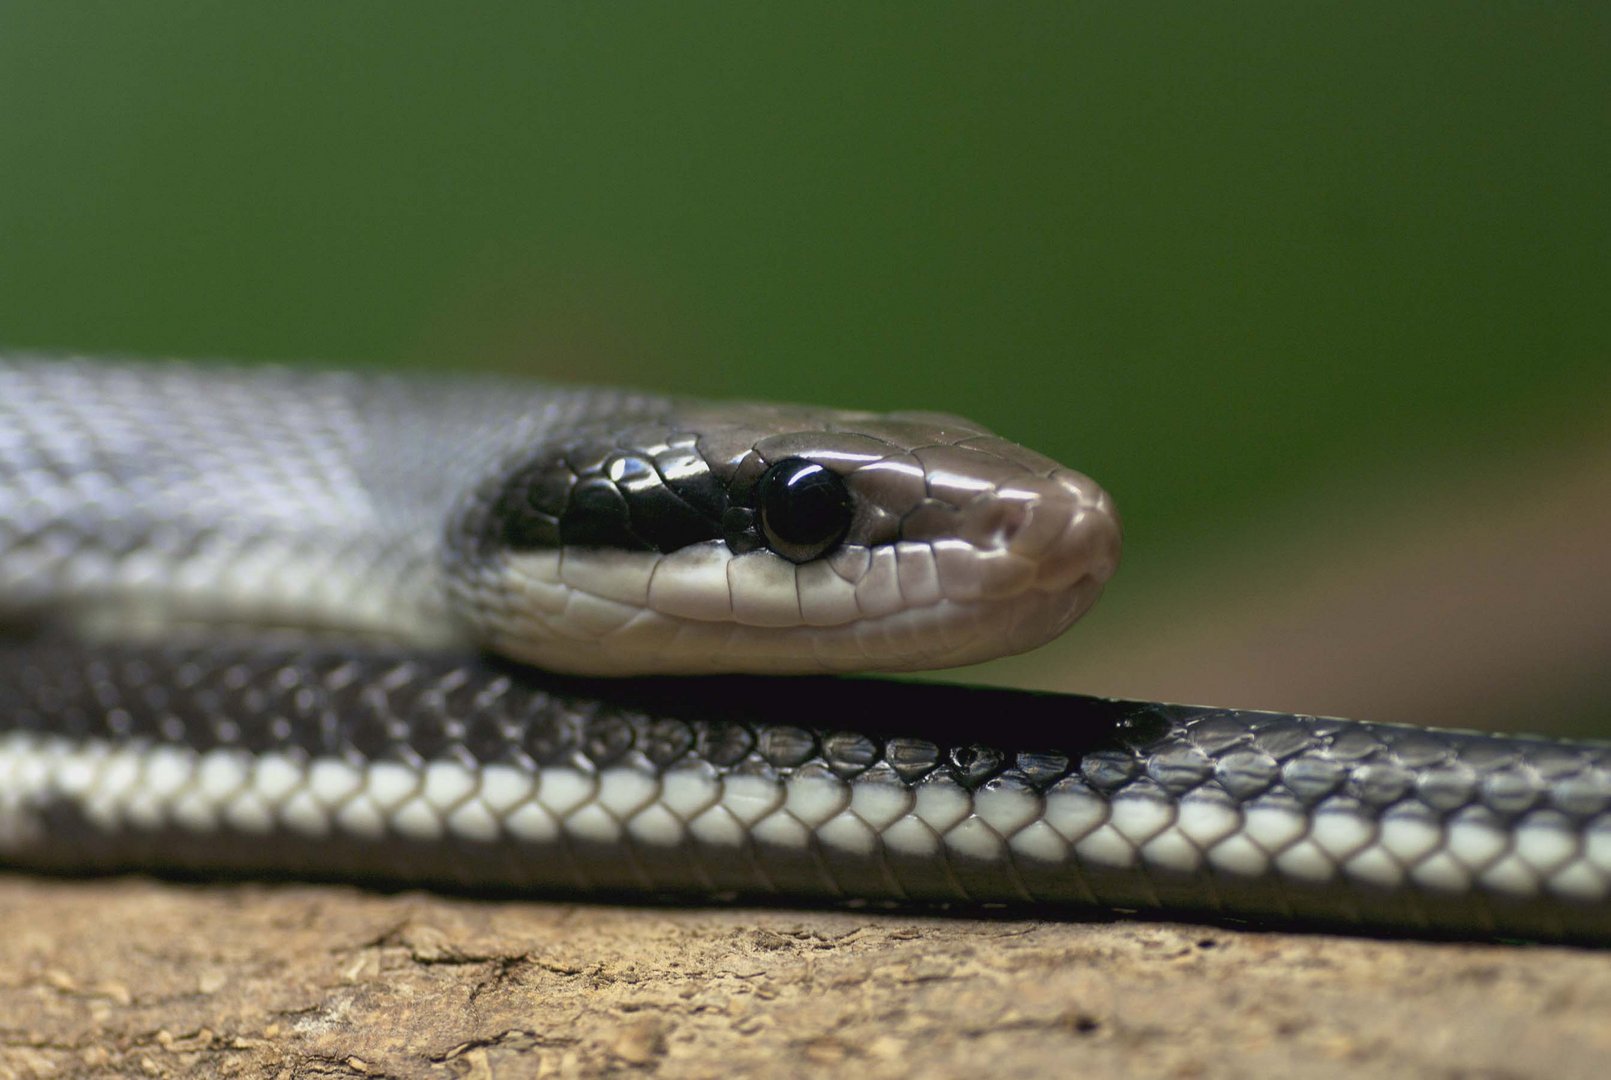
1;355;1607;944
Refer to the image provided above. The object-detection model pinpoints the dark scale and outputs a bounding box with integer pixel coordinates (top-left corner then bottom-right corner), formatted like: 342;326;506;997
821;730;879;778
720;506;761;554
491;463;568;551
561;478;649;551
651;444;728;517
947;744;1006;788
608;453;725;554
883;737;942;784
1276;755;1348;804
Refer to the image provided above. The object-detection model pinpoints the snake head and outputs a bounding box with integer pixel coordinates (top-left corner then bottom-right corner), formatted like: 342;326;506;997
447;403;1121;675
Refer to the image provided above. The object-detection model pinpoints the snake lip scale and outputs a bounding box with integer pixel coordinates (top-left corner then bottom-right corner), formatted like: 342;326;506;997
1;356;1608;944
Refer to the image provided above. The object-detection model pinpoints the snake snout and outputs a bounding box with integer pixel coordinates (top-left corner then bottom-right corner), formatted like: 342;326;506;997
949;467;1119;588
1020;470;1122;591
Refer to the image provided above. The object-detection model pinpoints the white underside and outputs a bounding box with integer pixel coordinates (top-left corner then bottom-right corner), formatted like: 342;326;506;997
3;732;1606;904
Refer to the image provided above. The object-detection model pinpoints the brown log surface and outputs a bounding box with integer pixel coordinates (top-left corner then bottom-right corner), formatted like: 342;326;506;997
1;876;1607;1079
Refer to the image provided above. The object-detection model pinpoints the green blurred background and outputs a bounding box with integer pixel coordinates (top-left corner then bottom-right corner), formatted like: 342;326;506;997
1;5;1606;728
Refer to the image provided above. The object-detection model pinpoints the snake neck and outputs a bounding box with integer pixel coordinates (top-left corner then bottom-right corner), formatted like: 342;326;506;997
0;357;656;647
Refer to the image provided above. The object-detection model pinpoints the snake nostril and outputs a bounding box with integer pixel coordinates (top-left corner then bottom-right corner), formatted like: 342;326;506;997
961;497;1032;550
999;503;1030;545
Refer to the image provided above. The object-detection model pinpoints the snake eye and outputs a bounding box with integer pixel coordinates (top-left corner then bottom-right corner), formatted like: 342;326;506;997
755;457;853;563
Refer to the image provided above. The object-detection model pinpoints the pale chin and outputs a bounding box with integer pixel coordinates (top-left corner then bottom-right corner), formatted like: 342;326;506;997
484;577;1109;677
461;542;1112;677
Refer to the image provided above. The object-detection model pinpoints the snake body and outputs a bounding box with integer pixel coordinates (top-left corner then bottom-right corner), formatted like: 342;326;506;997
2;356;1608;943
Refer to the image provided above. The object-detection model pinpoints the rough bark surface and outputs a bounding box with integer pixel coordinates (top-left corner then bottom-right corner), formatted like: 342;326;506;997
1;876;1607;1079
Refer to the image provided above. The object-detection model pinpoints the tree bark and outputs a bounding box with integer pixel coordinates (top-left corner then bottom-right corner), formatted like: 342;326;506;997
1;877;1606;1079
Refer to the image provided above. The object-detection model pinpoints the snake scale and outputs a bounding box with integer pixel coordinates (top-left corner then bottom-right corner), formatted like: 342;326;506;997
1;355;1607;943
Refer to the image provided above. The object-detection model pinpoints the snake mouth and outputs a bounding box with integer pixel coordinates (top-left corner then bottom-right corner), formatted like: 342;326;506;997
457;478;1121;676
470;564;1114;676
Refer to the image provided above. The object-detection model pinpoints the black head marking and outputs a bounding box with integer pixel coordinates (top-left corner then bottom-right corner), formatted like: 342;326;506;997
489;435;856;563
493;439;728;555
